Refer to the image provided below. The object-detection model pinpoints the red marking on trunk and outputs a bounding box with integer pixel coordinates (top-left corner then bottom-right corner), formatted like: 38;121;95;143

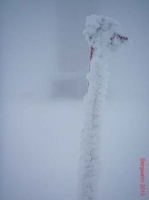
88;47;94;88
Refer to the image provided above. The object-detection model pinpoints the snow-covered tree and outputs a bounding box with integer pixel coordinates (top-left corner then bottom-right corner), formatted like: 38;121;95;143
78;15;128;200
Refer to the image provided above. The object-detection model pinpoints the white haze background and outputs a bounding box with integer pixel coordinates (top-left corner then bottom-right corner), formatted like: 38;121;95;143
0;0;149;200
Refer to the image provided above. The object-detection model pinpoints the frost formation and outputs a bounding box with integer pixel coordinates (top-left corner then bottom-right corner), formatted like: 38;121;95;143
78;15;128;200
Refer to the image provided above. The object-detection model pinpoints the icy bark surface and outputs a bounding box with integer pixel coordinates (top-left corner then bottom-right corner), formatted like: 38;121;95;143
78;15;127;200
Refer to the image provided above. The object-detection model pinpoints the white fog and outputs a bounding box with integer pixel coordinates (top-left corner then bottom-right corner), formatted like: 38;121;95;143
0;0;149;200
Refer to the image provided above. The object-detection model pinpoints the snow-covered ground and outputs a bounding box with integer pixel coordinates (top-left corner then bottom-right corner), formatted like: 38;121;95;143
1;97;149;200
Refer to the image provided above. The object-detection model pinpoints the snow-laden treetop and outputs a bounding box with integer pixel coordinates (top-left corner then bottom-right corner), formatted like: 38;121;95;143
83;14;128;51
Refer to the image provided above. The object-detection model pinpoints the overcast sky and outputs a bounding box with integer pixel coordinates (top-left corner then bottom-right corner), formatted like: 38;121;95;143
1;0;149;101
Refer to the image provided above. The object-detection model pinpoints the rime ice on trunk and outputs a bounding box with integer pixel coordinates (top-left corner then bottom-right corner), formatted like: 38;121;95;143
78;15;128;200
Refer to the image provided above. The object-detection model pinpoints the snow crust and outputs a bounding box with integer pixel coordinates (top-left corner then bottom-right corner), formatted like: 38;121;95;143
83;14;128;52
78;15;127;200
